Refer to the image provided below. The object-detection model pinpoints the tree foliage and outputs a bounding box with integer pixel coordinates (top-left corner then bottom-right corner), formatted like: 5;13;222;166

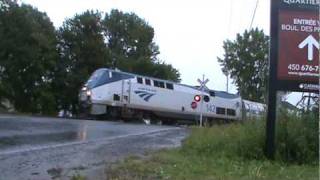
104;9;180;81
104;9;159;62
218;28;269;103
55;9;180;114
0;1;181;115
0;0;15;12
0;1;58;113
56;10;111;113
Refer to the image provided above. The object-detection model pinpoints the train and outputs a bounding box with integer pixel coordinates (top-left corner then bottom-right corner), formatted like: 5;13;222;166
79;68;266;124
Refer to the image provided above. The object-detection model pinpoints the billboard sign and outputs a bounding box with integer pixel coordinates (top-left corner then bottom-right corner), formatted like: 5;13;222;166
266;0;319;159
276;0;319;92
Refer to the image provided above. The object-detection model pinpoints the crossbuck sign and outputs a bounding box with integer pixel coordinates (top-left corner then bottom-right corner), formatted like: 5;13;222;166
197;75;209;127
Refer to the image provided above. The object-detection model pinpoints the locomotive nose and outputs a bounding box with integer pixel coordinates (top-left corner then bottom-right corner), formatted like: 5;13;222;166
79;86;91;102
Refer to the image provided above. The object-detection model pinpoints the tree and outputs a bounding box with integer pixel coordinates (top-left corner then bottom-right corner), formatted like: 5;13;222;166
218;28;269;103
151;61;181;82
0;0;15;12
104;9;158;63
0;4;181;115
0;1;58;114
56;10;111;113
56;9;180;114
103;9;180;82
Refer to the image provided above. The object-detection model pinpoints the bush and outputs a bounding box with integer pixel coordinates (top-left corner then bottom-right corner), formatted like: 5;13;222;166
70;173;86;180
276;109;318;164
181;109;318;165
181;120;266;160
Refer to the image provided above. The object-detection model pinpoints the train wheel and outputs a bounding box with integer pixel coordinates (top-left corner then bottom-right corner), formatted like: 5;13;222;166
108;107;121;120
162;118;178;125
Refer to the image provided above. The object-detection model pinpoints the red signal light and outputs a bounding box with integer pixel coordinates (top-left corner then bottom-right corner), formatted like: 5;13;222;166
191;101;197;109
194;95;201;102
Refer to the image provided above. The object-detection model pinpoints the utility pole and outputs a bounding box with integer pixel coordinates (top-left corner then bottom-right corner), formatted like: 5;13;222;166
226;73;229;93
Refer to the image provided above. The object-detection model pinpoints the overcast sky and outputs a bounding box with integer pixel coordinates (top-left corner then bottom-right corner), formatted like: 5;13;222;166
21;0;271;94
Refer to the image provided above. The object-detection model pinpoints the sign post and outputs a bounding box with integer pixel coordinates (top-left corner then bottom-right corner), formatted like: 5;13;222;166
197;75;209;127
267;0;319;159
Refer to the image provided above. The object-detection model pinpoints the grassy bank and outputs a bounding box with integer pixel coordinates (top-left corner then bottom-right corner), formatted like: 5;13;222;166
106;150;317;180
106;111;319;180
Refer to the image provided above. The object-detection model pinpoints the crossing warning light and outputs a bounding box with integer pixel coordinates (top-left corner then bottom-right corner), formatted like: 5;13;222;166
191;101;197;109
194;95;201;102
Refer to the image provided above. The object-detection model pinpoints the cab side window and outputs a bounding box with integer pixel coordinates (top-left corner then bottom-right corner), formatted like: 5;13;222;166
216;107;226;115
154;80;165;88
154;80;160;87
166;83;174;90
227;109;236;116
145;79;151;85
209;91;215;97
159;82;165;88
137;77;143;84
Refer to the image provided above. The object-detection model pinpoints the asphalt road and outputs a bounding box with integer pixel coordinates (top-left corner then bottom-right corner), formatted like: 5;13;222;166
0;115;188;180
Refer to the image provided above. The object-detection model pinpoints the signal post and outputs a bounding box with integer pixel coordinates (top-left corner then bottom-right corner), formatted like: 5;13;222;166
197;75;209;127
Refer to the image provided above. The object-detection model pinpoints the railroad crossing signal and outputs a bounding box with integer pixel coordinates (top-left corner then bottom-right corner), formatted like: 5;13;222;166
197;75;209;127
197;78;209;88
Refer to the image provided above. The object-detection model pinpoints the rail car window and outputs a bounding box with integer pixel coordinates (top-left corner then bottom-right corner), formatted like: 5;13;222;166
154;80;165;88
209;91;215;97
159;82;165;88
154;80;160;87
166;83;174;90
145;79;151;85
227;109;236;116
137;77;143;84
113;94;120;101
216;107;226;115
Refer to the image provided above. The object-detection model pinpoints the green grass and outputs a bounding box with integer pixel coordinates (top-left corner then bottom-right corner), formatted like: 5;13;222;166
70;173;86;180
106;110;319;180
106;151;318;180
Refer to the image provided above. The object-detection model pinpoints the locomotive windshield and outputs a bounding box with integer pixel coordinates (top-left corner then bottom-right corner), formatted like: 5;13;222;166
86;69;134;89
86;69;109;89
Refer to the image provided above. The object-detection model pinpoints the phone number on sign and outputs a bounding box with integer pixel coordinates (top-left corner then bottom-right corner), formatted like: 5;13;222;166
288;64;319;72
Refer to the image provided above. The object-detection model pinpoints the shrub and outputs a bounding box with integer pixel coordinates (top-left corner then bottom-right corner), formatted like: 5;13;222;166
70;173;86;180
181;120;266;160
276;109;318;164
181;108;318;165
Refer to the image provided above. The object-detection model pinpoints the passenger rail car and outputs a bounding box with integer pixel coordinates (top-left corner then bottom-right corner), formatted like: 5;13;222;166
79;68;265;122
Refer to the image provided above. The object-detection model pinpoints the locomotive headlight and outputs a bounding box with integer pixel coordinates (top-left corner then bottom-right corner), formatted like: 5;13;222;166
86;90;92;96
82;86;87;91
